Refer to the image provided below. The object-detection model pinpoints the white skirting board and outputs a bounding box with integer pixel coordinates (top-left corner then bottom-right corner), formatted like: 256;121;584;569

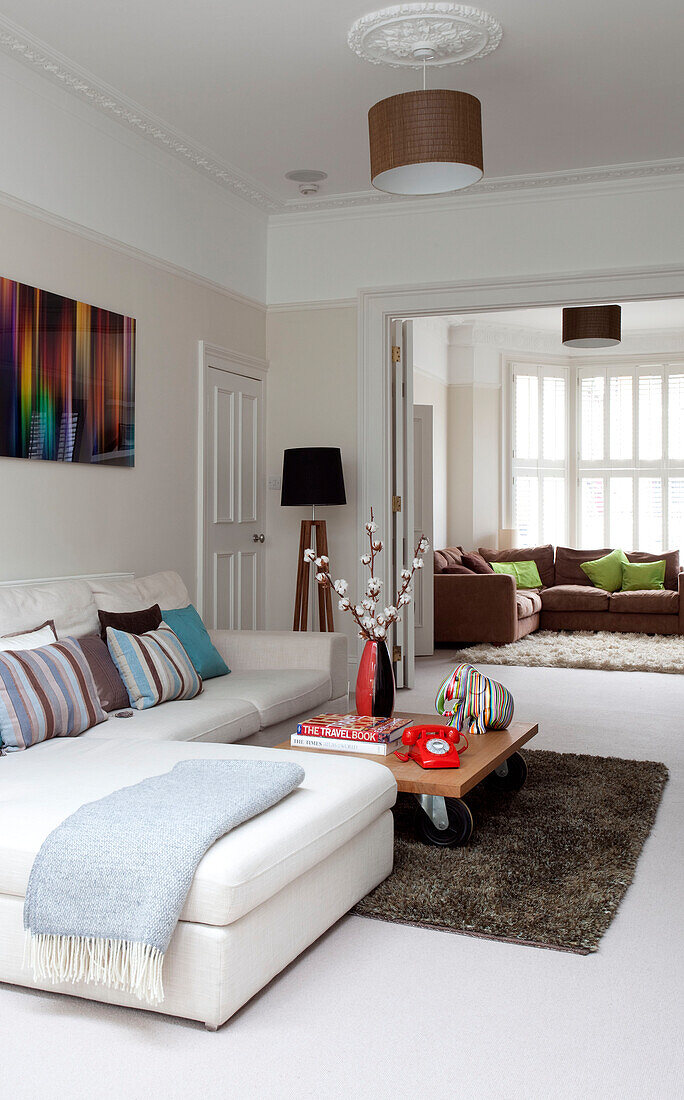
0;811;393;1029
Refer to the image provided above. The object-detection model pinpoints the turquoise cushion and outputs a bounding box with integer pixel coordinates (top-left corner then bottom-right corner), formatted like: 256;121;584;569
161;605;230;680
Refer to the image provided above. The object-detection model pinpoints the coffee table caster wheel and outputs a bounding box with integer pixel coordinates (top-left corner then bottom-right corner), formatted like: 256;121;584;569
486;751;528;792
414;797;473;847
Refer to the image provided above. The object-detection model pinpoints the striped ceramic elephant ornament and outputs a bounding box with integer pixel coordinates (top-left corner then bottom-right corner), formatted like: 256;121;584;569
434;663;514;736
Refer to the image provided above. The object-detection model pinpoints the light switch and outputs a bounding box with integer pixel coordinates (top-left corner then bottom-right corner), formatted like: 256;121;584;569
268;475;282;491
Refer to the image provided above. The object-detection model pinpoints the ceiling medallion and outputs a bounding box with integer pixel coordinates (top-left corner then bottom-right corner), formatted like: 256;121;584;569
347;4;503;68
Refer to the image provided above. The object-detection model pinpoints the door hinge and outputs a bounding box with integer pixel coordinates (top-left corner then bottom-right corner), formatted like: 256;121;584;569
391;345;401;363
392;495;402;513
392;644;402;663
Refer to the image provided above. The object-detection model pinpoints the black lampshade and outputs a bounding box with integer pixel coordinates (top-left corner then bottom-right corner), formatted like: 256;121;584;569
281;448;346;507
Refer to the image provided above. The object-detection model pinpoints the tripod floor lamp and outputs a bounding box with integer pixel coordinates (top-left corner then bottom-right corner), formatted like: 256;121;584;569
281;447;346;632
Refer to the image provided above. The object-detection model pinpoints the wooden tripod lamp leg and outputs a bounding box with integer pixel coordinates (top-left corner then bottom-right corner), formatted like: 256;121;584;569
315;520;335;632
294;519;336;632
293;520;313;631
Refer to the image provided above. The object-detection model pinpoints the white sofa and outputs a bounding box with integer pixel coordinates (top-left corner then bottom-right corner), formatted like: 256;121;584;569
0;570;350;744
0;572;396;1028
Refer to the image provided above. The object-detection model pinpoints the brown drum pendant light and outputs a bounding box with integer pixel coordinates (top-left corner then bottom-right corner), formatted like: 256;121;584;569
348;5;502;197
563;305;622;348
368;88;483;195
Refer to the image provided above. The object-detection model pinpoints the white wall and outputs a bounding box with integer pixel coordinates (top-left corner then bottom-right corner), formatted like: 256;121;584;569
0;50;267;302
0;199;265;589
267;179;684;305
264;307;358;652
412;318;449;549
413;370;448;549
413;320;501;553
0;48;270;593
267;176;684;593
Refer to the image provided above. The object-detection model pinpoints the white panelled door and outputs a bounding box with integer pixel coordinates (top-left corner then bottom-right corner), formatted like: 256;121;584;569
201;350;266;630
413;404;434;656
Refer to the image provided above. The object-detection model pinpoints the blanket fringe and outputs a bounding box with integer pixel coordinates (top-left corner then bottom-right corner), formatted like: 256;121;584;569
23;931;165;1006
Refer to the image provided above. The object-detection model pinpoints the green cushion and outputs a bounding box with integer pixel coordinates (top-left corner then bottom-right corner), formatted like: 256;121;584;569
161;604;230;680
620;560;666;592
580;548;629;592
491;560;543;588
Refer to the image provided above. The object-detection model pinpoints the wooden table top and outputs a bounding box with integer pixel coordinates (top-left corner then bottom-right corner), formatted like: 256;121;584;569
277;712;538;798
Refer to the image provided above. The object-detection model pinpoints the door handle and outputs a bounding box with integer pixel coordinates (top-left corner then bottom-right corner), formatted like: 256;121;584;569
253;533;265;543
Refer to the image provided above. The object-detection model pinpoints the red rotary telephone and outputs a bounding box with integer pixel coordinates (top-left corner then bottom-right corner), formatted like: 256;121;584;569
394;724;468;769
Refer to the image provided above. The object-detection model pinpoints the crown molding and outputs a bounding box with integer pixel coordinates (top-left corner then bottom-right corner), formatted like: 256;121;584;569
274;158;684;221
2;11;683;221
0;14;281;215
0;187;267;312
449;320;567;355
450;318;684;356
592;329;684;355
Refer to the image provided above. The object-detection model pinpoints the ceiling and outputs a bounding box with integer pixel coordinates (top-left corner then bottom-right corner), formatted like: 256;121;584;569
1;1;684;208
444;300;684;334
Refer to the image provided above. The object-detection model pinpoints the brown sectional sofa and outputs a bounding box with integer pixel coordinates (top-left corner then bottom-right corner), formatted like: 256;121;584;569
434;543;683;646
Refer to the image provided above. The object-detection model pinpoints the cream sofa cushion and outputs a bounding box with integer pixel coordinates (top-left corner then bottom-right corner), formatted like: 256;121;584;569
206;669;332;725
82;669;331;742
88;571;190;613
0;737;396;927
84;688;260;744
0;579;98;639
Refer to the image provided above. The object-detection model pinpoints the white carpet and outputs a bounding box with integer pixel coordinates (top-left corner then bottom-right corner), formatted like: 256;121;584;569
450;629;684;674
2;657;683;1100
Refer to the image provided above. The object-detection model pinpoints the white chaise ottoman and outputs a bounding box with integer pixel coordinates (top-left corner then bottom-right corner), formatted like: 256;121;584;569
0;737;396;1028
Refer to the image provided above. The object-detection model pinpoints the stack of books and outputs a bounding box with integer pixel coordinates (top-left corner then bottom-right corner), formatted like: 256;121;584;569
291;713;409;756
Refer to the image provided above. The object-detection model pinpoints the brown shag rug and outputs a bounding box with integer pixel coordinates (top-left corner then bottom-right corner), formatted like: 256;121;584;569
449;630;684;674
354;749;668;953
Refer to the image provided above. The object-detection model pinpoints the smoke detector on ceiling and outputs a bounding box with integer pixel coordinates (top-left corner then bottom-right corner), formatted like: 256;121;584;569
285;169;328;196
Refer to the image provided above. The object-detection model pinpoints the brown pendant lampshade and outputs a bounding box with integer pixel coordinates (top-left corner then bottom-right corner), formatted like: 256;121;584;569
562;305;622;348
368;89;483;195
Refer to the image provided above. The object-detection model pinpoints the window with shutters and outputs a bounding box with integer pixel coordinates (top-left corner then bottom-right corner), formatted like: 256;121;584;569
577;362;684;550
507;358;684;550
510;365;568;546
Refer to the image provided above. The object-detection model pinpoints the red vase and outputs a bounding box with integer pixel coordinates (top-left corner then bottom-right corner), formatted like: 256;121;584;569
355;639;395;718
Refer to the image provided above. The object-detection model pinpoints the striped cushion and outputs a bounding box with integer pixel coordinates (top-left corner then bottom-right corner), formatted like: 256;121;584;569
0;638;107;753
106;623;202;710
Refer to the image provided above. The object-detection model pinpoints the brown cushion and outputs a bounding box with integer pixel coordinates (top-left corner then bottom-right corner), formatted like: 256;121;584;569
442;564;476;575
626;550;680;591
446;548;466;567
462;552;495;575
480;544;555;588
98;603;162;641
610;589;679;615
434;548;465;573
554;547;613;587
516;590;543;619
77;635;130;711
433;551;449;574
541;584;610;612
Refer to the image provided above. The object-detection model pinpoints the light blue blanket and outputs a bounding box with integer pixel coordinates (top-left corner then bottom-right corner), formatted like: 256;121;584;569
23;759;305;1005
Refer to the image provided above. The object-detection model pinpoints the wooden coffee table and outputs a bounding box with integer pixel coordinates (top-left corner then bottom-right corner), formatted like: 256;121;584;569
277;712;538;847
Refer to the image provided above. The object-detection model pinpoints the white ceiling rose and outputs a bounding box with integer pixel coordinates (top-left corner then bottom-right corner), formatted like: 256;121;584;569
347;4;503;68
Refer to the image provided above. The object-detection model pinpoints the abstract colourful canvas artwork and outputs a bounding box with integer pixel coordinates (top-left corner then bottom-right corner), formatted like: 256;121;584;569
0;276;135;466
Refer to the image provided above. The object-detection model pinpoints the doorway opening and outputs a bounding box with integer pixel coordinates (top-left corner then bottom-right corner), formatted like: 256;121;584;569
361;274;684;688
